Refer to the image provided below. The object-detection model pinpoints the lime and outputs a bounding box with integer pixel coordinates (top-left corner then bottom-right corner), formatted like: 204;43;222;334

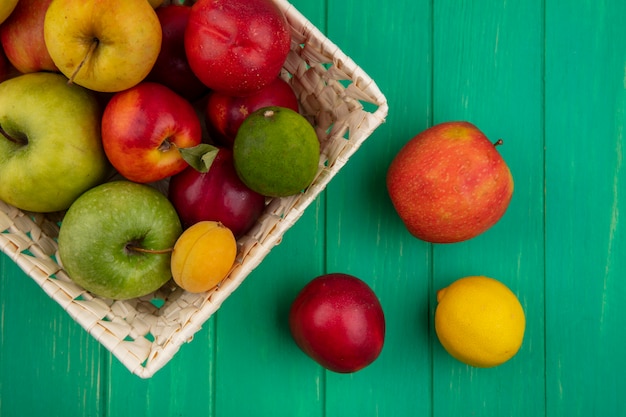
233;106;320;197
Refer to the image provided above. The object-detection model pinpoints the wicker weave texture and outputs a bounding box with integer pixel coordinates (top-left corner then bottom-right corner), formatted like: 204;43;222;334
0;0;388;378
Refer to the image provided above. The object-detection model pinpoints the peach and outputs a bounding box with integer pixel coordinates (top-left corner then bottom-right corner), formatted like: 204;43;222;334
171;221;237;293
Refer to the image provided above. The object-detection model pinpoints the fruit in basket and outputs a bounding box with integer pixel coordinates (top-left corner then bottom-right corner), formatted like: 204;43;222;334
169;146;266;238
58;181;183;300
0;72;109;213
0;0;18;24
434;276;525;367
184;0;291;96
233;106;319;197
147;4;209;101
43;0;162;92
0;0;58;73
101;82;203;183
289;273;386;373
206;77;300;147
170;220;237;293
386;121;514;243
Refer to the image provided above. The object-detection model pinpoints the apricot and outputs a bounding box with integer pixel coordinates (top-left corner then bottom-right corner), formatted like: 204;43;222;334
171;221;237;293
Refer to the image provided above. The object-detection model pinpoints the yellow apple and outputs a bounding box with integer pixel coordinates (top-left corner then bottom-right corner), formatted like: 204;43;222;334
0;0;18;25
148;0;165;8
43;0;162;93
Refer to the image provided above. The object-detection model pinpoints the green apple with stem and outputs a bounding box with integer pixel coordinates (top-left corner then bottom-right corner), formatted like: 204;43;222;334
0;72;109;213
58;181;183;300
43;0;162;93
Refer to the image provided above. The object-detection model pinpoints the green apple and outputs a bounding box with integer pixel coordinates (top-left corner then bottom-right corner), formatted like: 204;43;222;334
0;72;109;213
58;181;183;300
43;0;162;93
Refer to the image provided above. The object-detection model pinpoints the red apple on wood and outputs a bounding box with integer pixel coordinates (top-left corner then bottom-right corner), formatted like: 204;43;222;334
206;77;299;147
0;0;58;74
168;146;266;238
386;121;514;243
184;0;291;96
101;82;203;183
147;4;209;101
289;273;386;373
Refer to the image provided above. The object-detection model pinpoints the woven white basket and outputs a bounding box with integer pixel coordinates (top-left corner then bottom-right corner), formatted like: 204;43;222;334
0;0;388;378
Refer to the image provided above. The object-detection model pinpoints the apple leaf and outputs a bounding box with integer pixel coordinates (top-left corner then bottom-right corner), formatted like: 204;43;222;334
178;144;220;173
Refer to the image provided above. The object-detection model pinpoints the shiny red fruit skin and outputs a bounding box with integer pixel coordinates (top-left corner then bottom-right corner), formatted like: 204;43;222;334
168;147;266;238
101;82;203;183
289;273;386;373
147;4;209;101
184;0;291;96
206;77;300;147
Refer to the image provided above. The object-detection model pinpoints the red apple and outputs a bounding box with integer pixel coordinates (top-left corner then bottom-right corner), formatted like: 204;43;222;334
147;4;210;101
0;47;8;81
386;121;514;243
0;44;19;82
184;0;291;96
168;147;265;238
0;0;58;74
289;273;386;373
206;77;299;147
101;82;203;183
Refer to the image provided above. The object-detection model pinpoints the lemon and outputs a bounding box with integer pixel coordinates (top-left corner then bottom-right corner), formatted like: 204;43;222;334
434;276;525;368
233;106;320;197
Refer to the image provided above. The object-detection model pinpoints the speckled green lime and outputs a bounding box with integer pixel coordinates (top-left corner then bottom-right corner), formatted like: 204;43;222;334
233;106;320;197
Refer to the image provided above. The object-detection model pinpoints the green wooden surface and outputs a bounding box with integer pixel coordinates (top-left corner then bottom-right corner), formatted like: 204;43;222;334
1;0;625;415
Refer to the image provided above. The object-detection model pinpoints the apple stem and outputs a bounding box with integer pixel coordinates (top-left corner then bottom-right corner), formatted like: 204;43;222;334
0;124;25;145
158;138;174;152
126;245;174;255
494;139;504;147
68;38;99;86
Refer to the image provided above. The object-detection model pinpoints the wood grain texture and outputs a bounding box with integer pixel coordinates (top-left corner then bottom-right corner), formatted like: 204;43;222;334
431;1;546;416
324;0;433;416
545;1;626;416
0;262;104;416
1;0;625;416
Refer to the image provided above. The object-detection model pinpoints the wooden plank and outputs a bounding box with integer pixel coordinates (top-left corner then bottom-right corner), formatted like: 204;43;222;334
431;0;546;415
104;321;216;415
544;1;626;415
324;0;433;415
0;260;104;417
214;206;326;416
